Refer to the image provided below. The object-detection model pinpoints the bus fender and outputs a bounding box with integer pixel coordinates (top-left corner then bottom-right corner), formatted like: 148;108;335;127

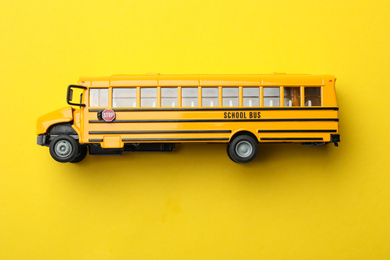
36;106;74;135
229;130;259;143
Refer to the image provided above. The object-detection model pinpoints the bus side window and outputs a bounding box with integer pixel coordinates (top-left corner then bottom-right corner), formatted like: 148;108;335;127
202;87;219;107
222;87;239;107
284;87;301;107
182;88;198;107
113;88;136;107
161;87;178;107
263;87;280;107
141;87;157;107
90;88;108;107
243;87;259;107
305;87;321;106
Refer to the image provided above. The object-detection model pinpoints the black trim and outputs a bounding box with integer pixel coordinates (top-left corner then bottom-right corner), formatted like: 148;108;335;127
89;130;231;134
122;138;229;142
49;134;79;140
89;107;339;112
261;138;323;141
89;118;339;123
89;145;123;155
258;130;337;133
89;139;103;142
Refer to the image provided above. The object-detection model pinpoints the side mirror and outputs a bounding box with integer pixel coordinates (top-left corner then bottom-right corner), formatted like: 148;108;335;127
67;85;87;107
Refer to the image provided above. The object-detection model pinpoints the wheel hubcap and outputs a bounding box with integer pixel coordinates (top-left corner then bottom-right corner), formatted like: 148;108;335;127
235;141;253;158
54;140;72;158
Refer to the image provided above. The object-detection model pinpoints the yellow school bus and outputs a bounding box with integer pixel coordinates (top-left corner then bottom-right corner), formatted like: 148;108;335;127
36;73;340;163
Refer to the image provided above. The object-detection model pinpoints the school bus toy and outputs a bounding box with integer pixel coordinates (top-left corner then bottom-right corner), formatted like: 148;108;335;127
36;73;340;163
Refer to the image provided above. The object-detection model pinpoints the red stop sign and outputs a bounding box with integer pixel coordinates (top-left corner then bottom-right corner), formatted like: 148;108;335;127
102;109;115;122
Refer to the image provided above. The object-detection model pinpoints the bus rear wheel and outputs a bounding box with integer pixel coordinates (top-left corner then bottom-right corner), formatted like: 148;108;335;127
228;135;257;163
227;145;237;163
49;135;79;163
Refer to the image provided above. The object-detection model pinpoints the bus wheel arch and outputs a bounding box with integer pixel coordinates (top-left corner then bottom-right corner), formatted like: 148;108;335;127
229;130;258;143
48;123;77;136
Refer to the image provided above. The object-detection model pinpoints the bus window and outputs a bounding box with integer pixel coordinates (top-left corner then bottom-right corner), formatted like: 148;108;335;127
161;87;178;107
243;87;259;107
90;88;108;107
222;87;239;107
202;87;219;107
284;87;301;107
141;88;157;107
263;87;280;107
113;88;136;107
305;87;321;106
182;87;198;107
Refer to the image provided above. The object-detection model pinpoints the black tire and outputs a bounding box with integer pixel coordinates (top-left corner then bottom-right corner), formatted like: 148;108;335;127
71;145;88;163
49;135;79;163
228;135;258;163
227;144;237;163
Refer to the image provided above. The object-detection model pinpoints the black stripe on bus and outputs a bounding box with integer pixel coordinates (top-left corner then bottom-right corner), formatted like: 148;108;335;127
122;138;229;142
89;107;339;112
89;139;103;142
258;130;337;133
89;118;339;123
89;130;231;134
260;138;324;141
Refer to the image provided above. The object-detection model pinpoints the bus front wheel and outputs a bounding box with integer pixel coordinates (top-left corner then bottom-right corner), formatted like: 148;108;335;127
228;135;258;163
71;145;88;163
49;135;79;163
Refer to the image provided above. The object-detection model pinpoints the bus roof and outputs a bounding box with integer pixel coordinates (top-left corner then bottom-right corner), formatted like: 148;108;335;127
79;74;335;87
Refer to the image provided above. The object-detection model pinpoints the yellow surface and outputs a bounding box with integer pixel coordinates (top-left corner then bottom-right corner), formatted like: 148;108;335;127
0;0;389;259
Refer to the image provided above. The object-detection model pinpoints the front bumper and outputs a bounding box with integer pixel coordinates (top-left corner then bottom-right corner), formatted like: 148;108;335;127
37;134;48;146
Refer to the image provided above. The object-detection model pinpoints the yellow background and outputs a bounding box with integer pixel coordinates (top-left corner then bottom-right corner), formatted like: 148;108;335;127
1;0;389;259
